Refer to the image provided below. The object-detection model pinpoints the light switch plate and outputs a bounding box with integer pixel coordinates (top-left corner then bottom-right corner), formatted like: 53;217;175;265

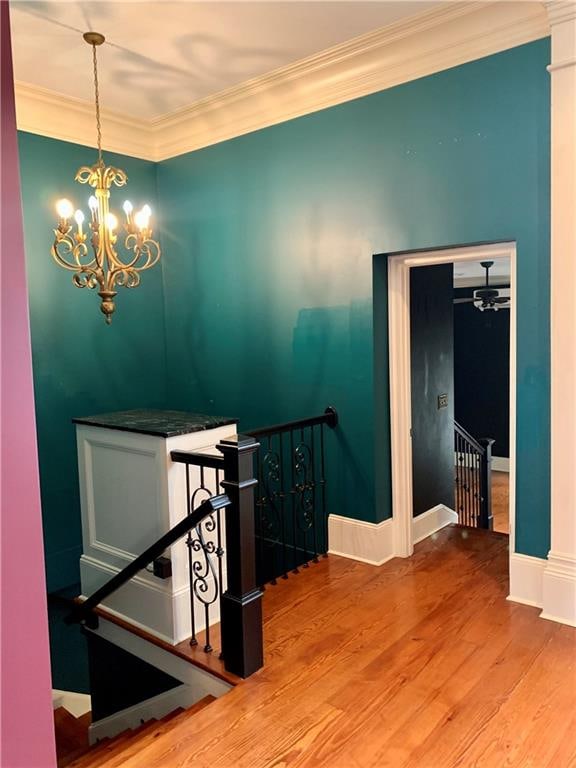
438;393;448;409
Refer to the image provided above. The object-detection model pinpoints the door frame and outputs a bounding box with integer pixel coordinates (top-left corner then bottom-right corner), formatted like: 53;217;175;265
385;241;517;559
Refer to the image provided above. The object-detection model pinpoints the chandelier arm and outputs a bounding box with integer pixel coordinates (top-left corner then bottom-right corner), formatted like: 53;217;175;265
51;233;97;272
122;235;162;271
73;268;103;291
112;269;141;289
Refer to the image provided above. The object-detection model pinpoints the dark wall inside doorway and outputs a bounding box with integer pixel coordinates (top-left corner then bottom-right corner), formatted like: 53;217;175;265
410;264;455;518
454;287;510;458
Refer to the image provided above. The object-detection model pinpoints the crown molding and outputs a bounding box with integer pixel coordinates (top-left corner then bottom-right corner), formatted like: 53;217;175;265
152;2;549;160
545;1;576;25
15;2;550;163
14;81;156;161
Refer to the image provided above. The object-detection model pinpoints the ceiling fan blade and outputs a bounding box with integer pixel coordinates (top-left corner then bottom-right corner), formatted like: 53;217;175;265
453;298;476;304
493;296;509;303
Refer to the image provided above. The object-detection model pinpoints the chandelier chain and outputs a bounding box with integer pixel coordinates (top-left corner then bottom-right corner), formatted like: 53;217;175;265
91;43;103;165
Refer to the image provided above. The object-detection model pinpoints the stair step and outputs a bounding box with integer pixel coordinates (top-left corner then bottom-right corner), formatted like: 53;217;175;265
67;719;159;768
54;707;92;767
158;706;185;723
96;696;217;768
180;694;216;718
87;603;240;686
54;707;90;751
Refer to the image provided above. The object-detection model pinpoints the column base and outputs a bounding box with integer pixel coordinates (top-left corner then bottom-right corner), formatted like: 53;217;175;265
541;552;576;627
220;588;263;678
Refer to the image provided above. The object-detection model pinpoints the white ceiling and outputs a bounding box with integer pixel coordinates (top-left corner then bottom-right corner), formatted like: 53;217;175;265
453;258;511;287
10;1;439;121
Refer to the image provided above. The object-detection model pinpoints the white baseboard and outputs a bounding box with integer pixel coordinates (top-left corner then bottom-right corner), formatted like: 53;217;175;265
329;514;576;629
52;689;91;718
541;552;576;627
328;514;395;566
492;456;510;472
89;684;198;744
412;504;458;545
508;552;546;608
506;551;576;628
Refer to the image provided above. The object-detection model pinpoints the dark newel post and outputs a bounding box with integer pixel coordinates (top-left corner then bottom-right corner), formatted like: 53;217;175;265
479;438;495;530
217;434;263;678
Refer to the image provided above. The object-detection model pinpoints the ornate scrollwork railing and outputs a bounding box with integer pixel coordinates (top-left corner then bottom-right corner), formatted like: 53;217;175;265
184;463;225;654
248;407;338;585
168;408;338;663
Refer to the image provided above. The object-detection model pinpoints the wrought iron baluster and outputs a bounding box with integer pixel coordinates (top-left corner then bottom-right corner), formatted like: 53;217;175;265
475;450;480;522
300;426;310;568
310;424;319;563
290;428;298;574
215;467;224;658
320;422;328;556
279;433;288;579
255;445;265;587
470;446;474;525
267;435;278;585
188;463;221;653
464;440;468;524
471;446;475;525
185;464;197;647
461;436;465;524
471;448;475;524
456;433;464;525
464;441;469;525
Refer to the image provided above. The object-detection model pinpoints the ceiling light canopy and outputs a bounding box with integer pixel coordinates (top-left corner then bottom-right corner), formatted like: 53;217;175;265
51;32;161;325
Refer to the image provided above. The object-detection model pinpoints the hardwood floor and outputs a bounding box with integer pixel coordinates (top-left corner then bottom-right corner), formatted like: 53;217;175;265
492;470;509;534
119;527;576;768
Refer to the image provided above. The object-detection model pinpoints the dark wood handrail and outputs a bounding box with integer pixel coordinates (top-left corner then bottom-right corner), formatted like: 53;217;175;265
246;406;338;438
170;450;224;468
454;420;485;454
66;494;231;627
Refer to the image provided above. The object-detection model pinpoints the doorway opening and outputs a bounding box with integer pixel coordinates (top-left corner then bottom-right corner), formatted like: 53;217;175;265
453;258;511;534
375;242;516;561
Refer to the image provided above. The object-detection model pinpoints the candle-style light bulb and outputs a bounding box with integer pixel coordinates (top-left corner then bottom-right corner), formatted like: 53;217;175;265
88;196;99;222
74;209;85;237
134;209;148;231
56;198;74;221
105;212;118;232
123;200;133;216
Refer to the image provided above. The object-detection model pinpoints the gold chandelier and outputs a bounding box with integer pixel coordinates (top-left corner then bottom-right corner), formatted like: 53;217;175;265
52;32;161;325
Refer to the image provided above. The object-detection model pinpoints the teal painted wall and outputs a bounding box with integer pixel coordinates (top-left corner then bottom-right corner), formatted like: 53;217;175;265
157;41;551;558
18;40;551;590
18;132;167;591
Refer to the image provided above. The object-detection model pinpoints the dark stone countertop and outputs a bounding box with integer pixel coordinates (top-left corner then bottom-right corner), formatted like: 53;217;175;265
72;409;238;438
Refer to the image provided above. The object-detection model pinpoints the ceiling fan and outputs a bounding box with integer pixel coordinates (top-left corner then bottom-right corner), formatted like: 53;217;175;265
454;261;510;311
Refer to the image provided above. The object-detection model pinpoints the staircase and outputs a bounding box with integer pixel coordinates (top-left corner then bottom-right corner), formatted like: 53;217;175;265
57;408;339;764
56;696;215;767
454;420;494;528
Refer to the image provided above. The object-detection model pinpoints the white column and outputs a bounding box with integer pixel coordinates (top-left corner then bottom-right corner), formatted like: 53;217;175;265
542;1;576;626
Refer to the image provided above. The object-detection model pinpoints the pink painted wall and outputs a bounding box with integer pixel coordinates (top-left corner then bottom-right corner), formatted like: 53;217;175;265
0;2;57;765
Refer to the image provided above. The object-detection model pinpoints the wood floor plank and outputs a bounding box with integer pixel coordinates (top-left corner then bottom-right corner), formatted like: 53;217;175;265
110;526;575;768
